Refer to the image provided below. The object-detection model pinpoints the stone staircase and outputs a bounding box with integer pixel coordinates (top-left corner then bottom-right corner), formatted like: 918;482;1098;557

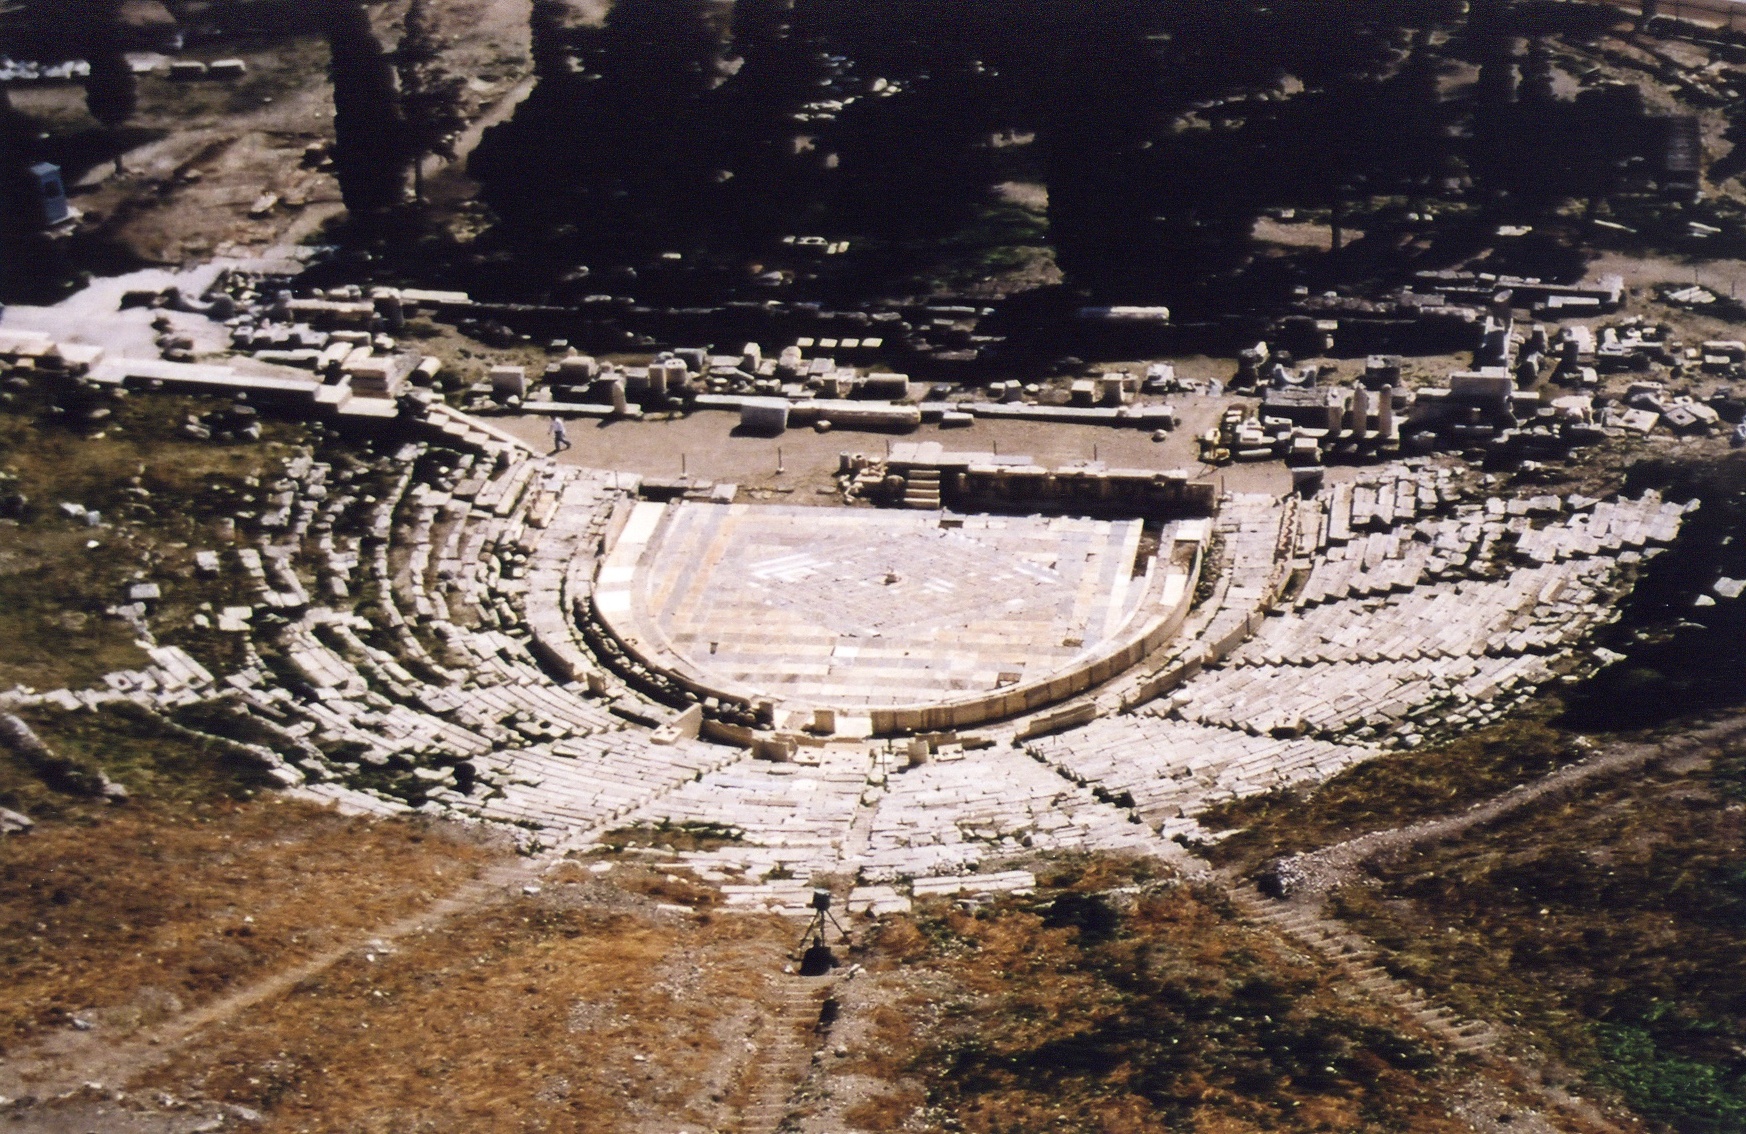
902;466;941;509
1225;881;1496;1055
422;401;539;458
733;974;837;1134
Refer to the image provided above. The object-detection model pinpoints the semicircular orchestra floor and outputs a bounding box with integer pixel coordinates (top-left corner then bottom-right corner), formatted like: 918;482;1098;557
593;502;1195;717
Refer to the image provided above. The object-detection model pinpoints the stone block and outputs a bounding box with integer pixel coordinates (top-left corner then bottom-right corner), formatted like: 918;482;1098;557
490;365;528;399
740;397;789;434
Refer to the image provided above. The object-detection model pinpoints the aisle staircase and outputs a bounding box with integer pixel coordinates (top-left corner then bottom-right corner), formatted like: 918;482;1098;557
733;973;837;1134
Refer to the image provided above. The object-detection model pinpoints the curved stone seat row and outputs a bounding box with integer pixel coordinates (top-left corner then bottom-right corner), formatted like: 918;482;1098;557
7;394;1687;898
1021;490;1689;844
615;741;1166;888
1030;716;1373;843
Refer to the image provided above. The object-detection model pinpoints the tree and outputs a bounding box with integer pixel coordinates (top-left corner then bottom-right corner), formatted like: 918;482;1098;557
469;0;1473;302
475;0;728;262
580;0;730;251
82;0;136;175
0;7;36;256
1022;0;1469;300
1377;28;1457;195
396;0;465;202
468;0;590;245
714;0;829;253
1519;39;1556;108
320;0;407;218
528;0;573;85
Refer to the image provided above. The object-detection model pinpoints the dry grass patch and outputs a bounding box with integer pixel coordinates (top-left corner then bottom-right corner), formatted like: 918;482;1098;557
0;791;505;1050
6;702;272;815
133;865;796;1134
599;819;745;854
0;394;308;688
817;858;1476;1134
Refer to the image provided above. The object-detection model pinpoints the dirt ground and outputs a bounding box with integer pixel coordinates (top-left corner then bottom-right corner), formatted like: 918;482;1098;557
24;0;539;267
493;398;1288;500
480;337;1521;501
477;347;1333;498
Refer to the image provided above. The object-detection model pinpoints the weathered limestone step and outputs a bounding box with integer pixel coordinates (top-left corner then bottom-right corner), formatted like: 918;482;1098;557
732;975;838;1134
1225;883;1495;1054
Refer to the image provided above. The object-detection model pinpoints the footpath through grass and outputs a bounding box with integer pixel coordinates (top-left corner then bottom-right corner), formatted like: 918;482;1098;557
1331;739;1746;1134
1193;714;1578;873
823;855;1493;1134
0;700;508;1053
130;861;795;1134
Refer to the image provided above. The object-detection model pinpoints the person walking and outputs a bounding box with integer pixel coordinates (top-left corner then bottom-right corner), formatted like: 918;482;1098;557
550;415;571;453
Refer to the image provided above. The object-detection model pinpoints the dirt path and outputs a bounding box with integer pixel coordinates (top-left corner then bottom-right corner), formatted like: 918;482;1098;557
0;856;545;1103
423;75;535;187
1253;711;1746;899
56;0;537;266
261;72;534;257
1207;714;1746;1131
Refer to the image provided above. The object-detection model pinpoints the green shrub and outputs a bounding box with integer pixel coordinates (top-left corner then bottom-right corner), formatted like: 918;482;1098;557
1593;1025;1746;1134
